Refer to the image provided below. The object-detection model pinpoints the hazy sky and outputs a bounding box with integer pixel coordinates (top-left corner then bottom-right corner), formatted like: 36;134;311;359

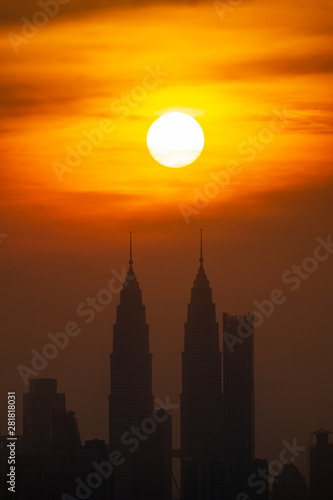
1;0;333;479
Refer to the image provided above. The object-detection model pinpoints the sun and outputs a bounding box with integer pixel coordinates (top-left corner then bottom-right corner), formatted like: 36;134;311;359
147;112;205;168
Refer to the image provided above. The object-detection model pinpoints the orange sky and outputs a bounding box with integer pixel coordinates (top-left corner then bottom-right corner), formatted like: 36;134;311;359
1;1;332;210
1;0;333;480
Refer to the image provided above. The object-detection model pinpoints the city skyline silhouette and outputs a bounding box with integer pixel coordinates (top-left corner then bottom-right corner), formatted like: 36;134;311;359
1;231;333;499
1;0;333;497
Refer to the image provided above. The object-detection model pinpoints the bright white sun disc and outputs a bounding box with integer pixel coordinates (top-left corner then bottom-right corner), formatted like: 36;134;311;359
147;112;205;168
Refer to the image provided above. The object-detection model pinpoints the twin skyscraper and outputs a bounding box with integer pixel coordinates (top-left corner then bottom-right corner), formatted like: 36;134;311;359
109;231;256;500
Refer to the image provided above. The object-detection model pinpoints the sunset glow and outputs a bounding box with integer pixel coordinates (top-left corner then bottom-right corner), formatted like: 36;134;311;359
1;0;333;485
1;1;332;215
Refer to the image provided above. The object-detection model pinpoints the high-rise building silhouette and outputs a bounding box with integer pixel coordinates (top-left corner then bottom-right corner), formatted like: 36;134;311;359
50;408;81;450
223;313;255;497
23;378;66;454
310;428;333;500
109;233;172;500
223;313;254;465
180;231;224;500
23;378;81;455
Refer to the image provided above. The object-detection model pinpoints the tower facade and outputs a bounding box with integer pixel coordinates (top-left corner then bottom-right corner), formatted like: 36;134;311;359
109;234;172;500
223;313;254;466
180;232;224;500
23;378;65;454
310;429;333;500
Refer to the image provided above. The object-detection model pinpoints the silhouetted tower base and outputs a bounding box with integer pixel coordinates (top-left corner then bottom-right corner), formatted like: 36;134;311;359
310;429;333;500
109;233;172;500
181;231;224;500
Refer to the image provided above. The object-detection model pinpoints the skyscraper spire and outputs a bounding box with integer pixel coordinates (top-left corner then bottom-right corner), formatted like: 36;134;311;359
194;229;209;289
128;231;134;275
109;234;172;500
181;233;224;499
128;231;133;270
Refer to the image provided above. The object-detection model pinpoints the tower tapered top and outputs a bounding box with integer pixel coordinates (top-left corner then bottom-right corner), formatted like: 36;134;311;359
129;231;133;266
